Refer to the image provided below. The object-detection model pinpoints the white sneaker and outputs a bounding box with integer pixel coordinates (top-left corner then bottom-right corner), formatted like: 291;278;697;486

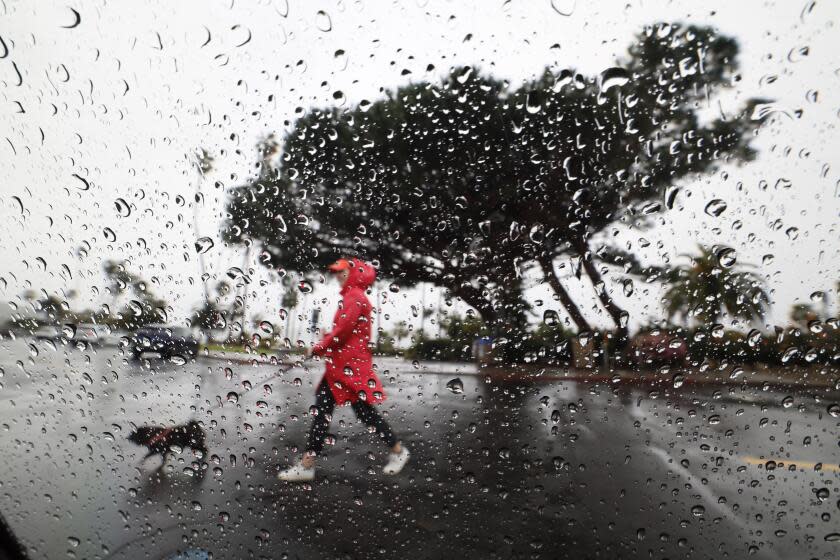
277;462;315;482
383;446;410;475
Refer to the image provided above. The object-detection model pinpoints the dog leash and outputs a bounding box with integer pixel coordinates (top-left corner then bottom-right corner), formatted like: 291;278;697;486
202;355;313;414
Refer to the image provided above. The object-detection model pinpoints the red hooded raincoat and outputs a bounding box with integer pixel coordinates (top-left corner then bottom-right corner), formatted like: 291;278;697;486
312;259;385;405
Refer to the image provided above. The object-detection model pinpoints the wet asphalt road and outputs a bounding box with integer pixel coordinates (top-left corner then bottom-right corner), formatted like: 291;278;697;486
1;338;840;560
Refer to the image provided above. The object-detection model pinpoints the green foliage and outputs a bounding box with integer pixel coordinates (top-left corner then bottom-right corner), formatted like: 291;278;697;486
663;246;770;326
29;293;67;324
281;288;298;311
224;22;765;357
406;315;577;364
190;301;228;332
102;260;168;329
789;303;817;324
627;322;840;367
406;337;471;362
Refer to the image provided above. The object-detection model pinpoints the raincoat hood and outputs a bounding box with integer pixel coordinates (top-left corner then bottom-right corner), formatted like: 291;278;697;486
341;258;376;292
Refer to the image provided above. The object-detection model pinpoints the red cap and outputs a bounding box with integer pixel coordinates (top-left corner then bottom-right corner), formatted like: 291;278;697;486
327;258;351;272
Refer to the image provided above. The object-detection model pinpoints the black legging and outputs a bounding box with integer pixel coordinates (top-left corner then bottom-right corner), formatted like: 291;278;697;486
306;380;398;455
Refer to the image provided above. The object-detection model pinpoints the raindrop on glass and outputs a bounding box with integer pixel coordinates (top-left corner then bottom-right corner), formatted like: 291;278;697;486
315;10;332;32
445;378;464;394
195;237;215;254
704;199;727;217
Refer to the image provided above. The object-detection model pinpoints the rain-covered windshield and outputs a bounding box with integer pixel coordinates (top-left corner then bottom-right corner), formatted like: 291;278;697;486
1;2;839;559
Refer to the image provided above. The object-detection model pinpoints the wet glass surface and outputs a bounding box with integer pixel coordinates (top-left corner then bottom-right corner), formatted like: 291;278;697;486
1;1;839;559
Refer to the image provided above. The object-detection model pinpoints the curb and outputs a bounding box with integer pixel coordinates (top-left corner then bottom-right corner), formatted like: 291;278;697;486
196;354;839;393
475;369;840;392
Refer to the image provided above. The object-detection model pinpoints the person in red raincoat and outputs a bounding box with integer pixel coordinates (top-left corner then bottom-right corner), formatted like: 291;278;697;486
277;258;409;482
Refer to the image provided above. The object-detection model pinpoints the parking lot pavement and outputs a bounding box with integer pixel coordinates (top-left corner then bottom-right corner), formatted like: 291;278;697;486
1;339;840;559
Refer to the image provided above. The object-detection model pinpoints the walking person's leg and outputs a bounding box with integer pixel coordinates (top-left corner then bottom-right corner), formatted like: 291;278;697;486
303;380;336;464
351;401;410;474
278;380;335;481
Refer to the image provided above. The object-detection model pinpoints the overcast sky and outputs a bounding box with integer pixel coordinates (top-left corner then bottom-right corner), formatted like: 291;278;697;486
1;0;838;342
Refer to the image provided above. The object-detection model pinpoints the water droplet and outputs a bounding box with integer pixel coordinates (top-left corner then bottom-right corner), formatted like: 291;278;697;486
543;310;559;326
599;67;630;93
824;533;840;542
388;283;400;294
226;392;239;404
67;537;80;548
195;237;214;254
525;92;542;114
782;395;794;408
785;227;799;240
781;347;800;364
315;10;332;32
665;185;681;209
708;415;720;425
61;7;81;28
445;378;464;394
550;0;576;16
114;198;131;217
71;173;90;190
103;227;116;242
456;66;473;84
827;404;840;418
170;354;186;365
715;247;737;268
704;199;727;217
639;201;661;215
691;505;705;517
259;320;273;334
298;281;313;294
787;45;809;63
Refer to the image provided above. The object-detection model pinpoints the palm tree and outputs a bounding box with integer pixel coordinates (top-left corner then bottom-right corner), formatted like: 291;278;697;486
790;303;818;325
663;246;770;326
280;287;299;340
192;148;214;302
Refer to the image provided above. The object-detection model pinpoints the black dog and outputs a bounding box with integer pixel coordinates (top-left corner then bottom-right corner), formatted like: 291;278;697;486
128;420;208;461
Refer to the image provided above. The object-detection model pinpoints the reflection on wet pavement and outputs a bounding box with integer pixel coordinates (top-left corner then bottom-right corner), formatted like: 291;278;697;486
1;340;838;559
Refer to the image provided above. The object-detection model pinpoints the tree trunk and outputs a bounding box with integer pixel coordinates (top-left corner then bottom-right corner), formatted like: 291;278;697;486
453;285;498;329
450;276;531;363
537;256;592;333
193;170;210;304
575;241;629;343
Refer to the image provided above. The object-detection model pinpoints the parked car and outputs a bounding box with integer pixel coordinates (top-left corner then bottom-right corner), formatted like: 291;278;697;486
74;323;108;346
33;325;60;341
631;332;688;366
129;325;199;361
